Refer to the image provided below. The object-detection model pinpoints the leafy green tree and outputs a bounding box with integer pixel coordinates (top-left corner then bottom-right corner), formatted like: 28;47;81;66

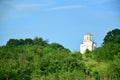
71;51;82;60
93;43;120;61
33;37;48;46
103;28;120;44
6;39;19;46
6;38;34;46
43;43;70;54
18;39;25;45
25;38;33;45
49;43;64;50
110;52;120;79
85;49;92;58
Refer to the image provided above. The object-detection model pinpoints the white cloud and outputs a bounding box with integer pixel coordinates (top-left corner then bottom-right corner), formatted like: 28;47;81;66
14;3;47;10
50;5;84;10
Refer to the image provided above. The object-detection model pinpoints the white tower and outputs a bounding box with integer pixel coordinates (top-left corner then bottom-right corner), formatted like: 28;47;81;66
80;33;96;54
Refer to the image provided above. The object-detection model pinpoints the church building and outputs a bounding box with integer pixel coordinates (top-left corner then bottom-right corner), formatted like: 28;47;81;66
80;33;96;54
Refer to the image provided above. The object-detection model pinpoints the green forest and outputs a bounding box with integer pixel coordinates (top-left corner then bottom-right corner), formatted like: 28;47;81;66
0;29;120;80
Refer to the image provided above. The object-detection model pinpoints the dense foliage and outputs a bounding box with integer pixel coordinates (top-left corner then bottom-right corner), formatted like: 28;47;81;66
103;28;120;44
0;28;120;80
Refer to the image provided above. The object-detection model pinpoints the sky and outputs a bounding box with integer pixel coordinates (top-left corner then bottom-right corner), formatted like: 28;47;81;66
0;0;120;51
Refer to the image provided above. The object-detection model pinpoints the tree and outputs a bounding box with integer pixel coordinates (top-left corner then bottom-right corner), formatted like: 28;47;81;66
6;39;19;46
110;52;120;78
25;38;33;45
103;28;120;44
71;51;82;60
93;43;120;61
49;43;64;50
85;49;92;58
33;37;48;46
19;39;25;45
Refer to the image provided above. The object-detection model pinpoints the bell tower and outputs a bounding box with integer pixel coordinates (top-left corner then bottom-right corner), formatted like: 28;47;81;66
84;33;92;42
80;33;96;54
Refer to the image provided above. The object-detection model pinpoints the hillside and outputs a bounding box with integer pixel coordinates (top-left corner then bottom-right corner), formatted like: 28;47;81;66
0;29;120;80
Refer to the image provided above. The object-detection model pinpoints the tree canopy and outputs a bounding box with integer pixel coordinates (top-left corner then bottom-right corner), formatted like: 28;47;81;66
103;28;120;44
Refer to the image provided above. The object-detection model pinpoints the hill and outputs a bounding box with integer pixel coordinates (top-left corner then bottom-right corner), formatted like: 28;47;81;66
0;29;120;80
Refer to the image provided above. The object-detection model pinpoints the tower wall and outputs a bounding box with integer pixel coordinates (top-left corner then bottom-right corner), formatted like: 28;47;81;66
80;33;96;54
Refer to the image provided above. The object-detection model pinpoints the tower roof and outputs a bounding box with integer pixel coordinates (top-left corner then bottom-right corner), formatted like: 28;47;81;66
85;33;92;36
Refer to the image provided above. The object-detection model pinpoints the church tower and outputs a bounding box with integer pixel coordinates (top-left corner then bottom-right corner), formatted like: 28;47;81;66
80;33;96;54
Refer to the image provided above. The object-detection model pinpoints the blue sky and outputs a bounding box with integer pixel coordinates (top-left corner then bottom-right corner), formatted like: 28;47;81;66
0;0;120;51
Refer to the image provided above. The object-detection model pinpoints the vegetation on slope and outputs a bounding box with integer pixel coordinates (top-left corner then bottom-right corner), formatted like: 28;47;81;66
0;28;120;80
